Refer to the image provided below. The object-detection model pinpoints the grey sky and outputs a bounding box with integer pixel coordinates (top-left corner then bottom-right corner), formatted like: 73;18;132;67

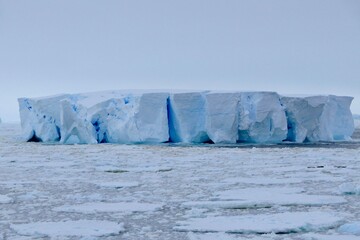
1;0;360;122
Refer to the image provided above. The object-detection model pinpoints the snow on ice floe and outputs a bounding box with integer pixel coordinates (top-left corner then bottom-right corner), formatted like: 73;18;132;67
11;220;124;237
94;181;140;189
18;90;355;144
174;211;344;234
303;233;360;240
0;195;12;204
187;232;239;240
338;222;360;235
338;182;360;195
53;202;163;214
183;187;346;209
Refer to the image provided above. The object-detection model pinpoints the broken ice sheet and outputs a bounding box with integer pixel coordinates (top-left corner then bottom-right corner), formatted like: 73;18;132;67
53;202;163;214
183;187;347;209
11;220;124;237
174;211;344;234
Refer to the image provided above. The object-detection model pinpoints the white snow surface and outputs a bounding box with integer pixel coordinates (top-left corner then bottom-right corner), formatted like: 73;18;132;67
174;211;344;233
0;195;12;203
1;123;360;239
11;220;125;237
183;187;346;209
18;90;355;144
54;202;163;214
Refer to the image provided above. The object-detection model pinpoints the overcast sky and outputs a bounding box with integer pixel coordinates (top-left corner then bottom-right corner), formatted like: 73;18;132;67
1;0;359;122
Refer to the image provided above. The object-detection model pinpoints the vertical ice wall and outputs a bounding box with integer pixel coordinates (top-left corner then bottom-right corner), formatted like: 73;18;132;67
168;92;209;143
238;92;288;143
205;92;240;143
18;91;355;144
281;95;354;142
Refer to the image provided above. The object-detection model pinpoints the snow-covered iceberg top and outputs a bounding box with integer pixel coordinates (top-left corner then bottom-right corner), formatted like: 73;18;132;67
18;90;355;144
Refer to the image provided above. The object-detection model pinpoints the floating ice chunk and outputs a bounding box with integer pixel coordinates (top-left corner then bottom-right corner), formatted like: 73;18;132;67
168;92;209;143
217;187;346;206
0;195;12;204
188;232;239;240
174;211;343;233
205;92;240;143
339;183;360;195
303;233;360;240
94;181;140;189
59;100;97;144
183;187;346;209
281;95;354;142
11;220;124;237
338;222;360;235
54;202;163;213
238;92;287;143
221;176;304;185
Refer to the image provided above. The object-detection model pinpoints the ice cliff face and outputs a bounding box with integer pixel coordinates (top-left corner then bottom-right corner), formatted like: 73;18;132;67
281;95;354;142
18;91;355;144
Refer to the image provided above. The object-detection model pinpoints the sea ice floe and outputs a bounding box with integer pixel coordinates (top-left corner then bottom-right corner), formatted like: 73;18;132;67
338;222;360;235
0;195;12;204
188;187;347;208
93;181;140;189
53;202;163;214
338;182;360;195
174;211;344;234
303;233;360;240
187;232;239;240
11;220;124;237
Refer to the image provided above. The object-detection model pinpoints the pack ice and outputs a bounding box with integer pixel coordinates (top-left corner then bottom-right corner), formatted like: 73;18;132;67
18;91;355;144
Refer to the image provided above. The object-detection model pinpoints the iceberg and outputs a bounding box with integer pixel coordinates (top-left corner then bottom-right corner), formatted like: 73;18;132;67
18;91;355;144
238;92;288;143
281;95;355;142
18;94;71;142
205;92;240;144
168;92;210;143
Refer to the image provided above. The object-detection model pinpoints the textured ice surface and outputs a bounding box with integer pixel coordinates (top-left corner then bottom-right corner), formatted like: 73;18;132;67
281;95;354;142
303;233;360;240
2;123;360;239
11;220;125;237
238;92;287;143
174;211;343;233
205;92;240;143
183;187;346;209
168;92;209;143
54;202;163;213
18;91;354;144
338;182;360;195
338;222;360;235
0;195;12;204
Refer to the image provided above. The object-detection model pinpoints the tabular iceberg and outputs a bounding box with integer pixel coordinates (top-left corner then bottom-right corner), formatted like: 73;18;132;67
281;95;355;142
238;92;288;143
168;92;209;143
205;92;240;143
18;91;355;144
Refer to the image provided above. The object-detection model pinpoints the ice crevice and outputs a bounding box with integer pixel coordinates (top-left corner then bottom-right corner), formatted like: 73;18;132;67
18;90;355;144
